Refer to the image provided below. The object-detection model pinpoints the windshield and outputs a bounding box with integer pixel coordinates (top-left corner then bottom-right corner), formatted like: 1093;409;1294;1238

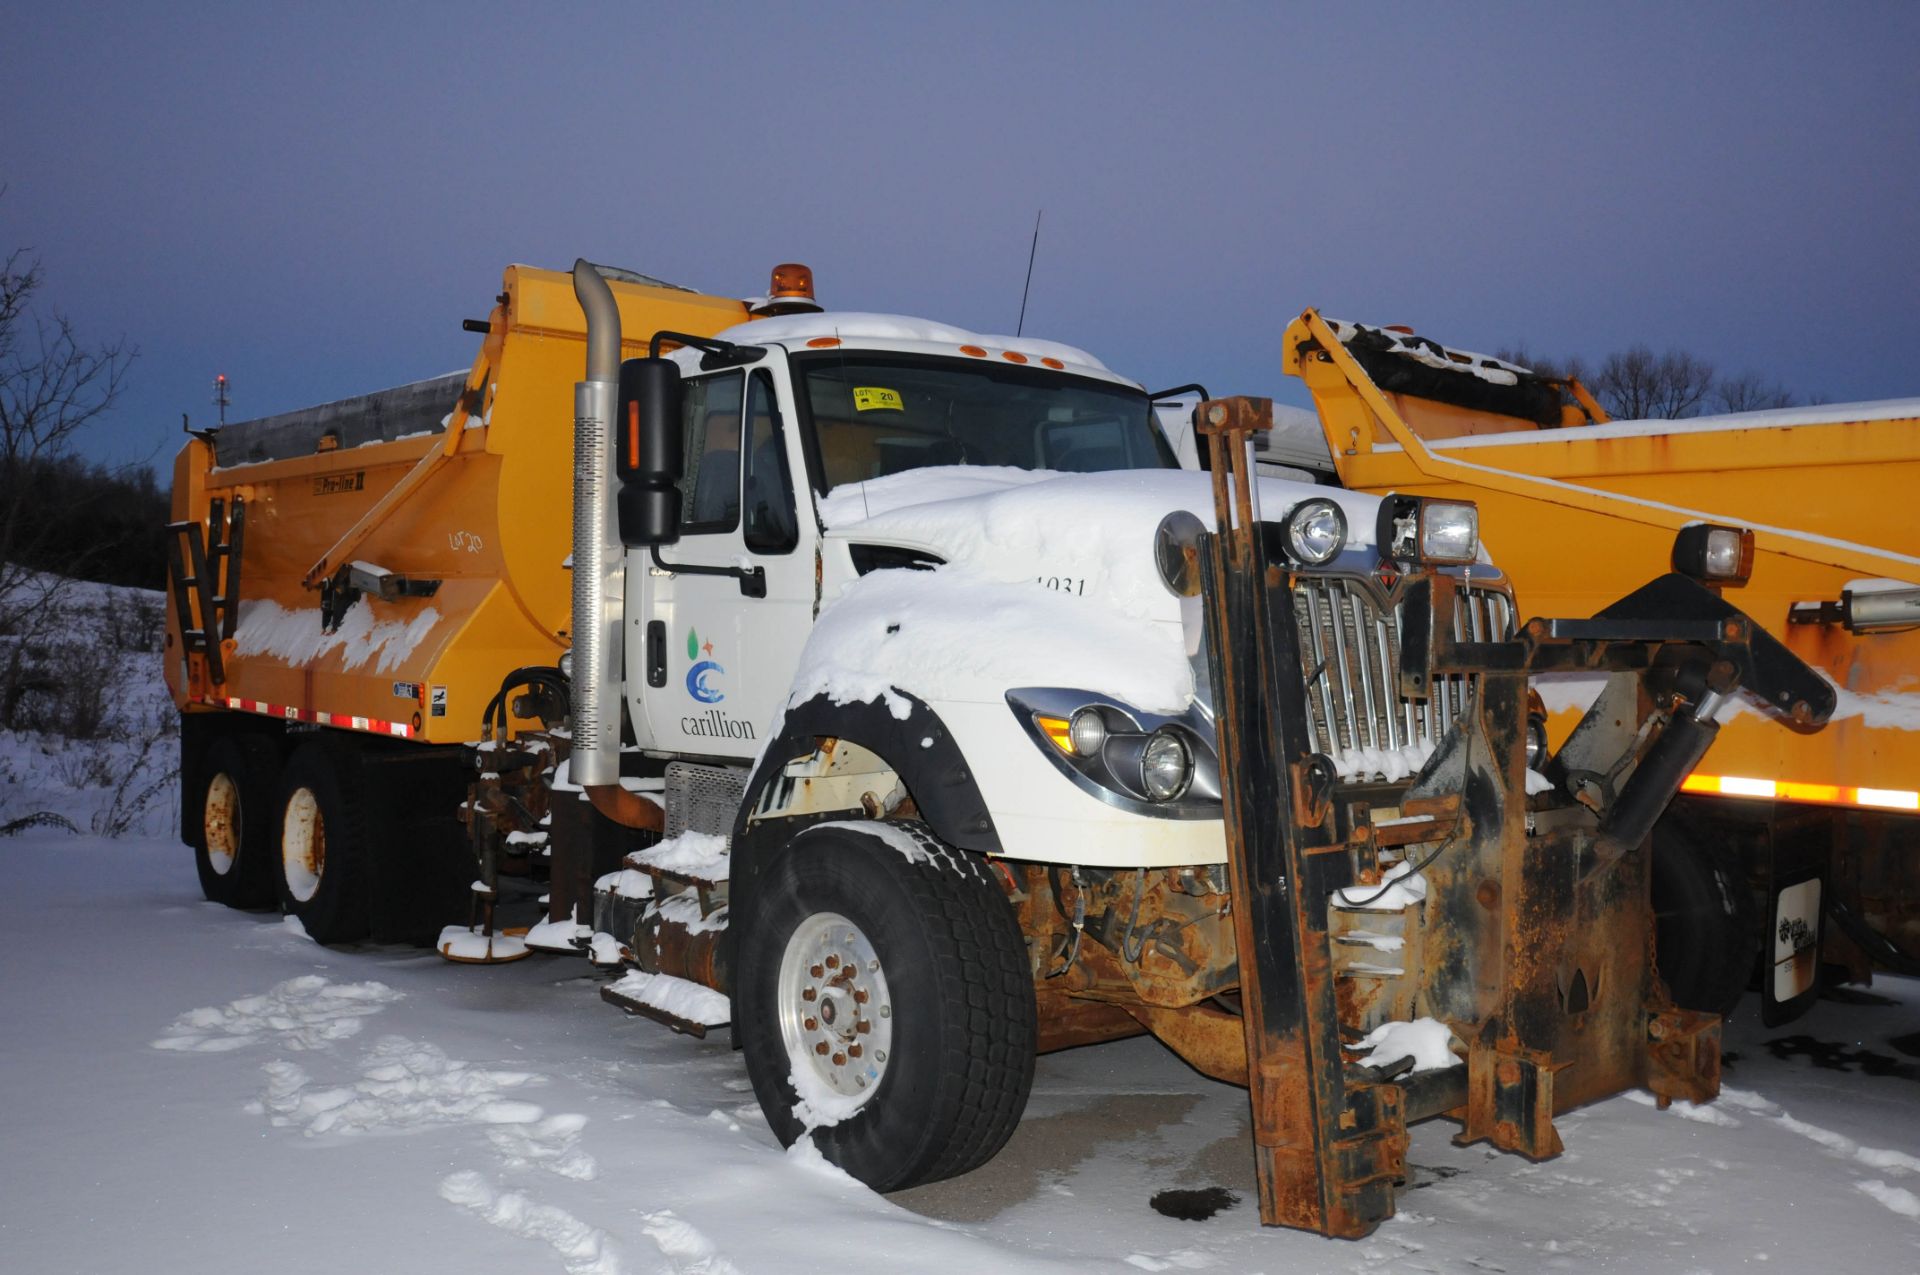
794;353;1174;492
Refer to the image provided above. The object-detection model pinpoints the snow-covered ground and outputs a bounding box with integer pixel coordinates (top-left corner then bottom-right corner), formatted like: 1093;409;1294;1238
2;829;1916;1273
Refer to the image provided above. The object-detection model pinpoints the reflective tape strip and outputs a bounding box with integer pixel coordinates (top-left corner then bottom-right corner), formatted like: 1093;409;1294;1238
1683;772;1919;812
201;694;411;740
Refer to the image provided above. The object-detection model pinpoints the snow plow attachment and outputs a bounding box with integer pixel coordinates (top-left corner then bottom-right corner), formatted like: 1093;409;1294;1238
1193;397;1833;1237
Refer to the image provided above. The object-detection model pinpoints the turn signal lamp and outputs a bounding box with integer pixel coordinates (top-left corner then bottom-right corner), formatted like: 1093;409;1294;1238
1035;715;1074;754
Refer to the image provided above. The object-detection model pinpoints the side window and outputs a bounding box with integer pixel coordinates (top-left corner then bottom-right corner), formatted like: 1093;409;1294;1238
743;371;798;554
680;373;743;534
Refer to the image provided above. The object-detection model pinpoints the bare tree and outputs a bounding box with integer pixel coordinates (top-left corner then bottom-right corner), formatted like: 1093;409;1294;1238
1589;345;1716;420
1713;370;1798;414
0;234;138;730
0;243;136;619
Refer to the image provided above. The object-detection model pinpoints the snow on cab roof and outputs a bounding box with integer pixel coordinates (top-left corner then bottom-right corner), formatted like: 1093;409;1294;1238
710;311;1119;380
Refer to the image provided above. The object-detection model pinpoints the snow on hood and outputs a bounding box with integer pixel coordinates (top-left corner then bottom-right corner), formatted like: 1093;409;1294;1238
825;467;1385;624
789;468;1386;719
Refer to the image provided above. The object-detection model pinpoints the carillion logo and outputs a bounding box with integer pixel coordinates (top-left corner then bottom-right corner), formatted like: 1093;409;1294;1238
686;627;725;704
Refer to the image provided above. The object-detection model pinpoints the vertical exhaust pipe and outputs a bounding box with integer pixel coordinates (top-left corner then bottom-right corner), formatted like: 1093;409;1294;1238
569;260;624;793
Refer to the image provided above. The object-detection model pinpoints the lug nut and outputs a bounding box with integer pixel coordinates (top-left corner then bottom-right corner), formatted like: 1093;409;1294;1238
809;964;823;978
856;1020;870;1034
825;955;839;969
815;1042;829;1055
848;1044;862;1058
831;1052;846;1066
801;987;816;1001
852;988;868;1004
804;1017;817;1031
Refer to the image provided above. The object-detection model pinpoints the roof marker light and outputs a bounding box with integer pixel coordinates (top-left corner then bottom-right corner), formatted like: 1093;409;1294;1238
959;345;988;358
1002;351;1029;364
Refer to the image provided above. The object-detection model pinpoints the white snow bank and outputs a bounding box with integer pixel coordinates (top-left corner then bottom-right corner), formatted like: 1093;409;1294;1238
1346;1018;1461;1072
232;597;441;674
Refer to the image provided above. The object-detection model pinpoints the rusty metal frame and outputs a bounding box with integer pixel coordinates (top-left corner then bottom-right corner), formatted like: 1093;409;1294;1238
1197;396;1405;1235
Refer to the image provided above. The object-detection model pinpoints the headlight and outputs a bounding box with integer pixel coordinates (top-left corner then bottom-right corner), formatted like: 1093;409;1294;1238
1419;501;1479;564
1140;729;1192;801
1525;716;1548;771
1672;523;1754;586
1285;498;1346;566
1068;707;1108;757
1154;510;1206;598
1376;495;1479;566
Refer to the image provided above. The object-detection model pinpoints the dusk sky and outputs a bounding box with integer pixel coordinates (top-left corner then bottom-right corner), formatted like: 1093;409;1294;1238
6;2;1917;470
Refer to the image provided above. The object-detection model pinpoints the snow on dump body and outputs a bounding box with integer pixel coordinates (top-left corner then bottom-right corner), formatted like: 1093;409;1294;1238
232;598;441;675
1323;318;1530;387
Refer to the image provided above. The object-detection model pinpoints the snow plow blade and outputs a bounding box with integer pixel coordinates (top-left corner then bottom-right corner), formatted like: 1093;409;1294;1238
1193;397;1829;1238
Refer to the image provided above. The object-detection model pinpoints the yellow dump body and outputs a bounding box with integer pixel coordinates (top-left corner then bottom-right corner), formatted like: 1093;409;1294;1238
1283;311;1920;811
166;266;749;744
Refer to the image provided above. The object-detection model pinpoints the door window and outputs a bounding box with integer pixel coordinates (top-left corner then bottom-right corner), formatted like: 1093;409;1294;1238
743;370;798;554
680;373;744;534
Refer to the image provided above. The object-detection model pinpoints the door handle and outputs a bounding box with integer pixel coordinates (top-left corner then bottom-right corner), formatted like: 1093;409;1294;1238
646;621;667;687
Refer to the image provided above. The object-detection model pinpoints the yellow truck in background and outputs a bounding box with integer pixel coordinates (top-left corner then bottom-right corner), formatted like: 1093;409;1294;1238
1269;311;1920;1021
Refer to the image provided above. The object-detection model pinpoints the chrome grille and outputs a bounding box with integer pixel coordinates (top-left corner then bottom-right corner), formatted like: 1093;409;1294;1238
1290;577;1514;773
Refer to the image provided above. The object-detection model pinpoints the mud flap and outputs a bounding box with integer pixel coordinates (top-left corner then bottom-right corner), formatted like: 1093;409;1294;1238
1760;803;1834;1025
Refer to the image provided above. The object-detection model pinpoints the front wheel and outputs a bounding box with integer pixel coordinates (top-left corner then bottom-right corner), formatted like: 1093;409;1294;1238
736;821;1036;1192
1652;815;1758;1015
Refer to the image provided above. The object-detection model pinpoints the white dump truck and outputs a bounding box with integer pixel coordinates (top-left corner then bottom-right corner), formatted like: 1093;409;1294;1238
170;260;1833;1236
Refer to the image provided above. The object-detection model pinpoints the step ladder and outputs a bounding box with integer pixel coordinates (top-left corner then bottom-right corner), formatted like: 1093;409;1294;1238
166;497;245;686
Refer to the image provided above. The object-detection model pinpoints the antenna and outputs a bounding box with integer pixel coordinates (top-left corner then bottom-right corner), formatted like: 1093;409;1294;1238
1015;210;1043;338
212;373;231;426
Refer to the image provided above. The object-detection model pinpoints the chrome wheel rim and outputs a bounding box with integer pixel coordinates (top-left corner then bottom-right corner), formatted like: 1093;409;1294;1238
777;911;894;1108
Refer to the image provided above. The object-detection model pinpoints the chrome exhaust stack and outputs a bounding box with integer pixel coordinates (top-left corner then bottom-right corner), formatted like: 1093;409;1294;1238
569;260;623;791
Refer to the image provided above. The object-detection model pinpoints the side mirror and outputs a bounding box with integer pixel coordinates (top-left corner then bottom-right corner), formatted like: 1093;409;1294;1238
616;357;683;547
